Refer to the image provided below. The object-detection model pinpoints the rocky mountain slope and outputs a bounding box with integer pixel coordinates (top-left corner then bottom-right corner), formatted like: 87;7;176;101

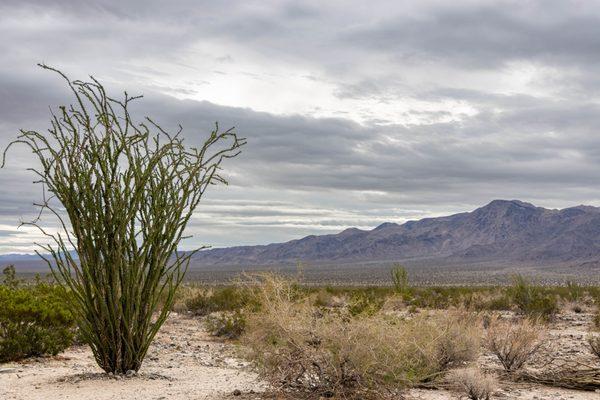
191;200;600;267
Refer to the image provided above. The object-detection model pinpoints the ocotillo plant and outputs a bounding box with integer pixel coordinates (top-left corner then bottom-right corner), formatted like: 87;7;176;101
390;263;409;295
2;64;245;373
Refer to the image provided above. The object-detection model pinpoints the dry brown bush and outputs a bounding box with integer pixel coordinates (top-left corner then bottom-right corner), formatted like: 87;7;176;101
240;274;481;398
447;367;498;400
588;334;600;361
170;285;201;313
484;315;545;373
593;308;600;330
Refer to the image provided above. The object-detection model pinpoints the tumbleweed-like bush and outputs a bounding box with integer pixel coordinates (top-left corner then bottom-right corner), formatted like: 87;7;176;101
241;274;481;398
588;334;600;362
2;65;244;373
484;315;545;373
447;367;498;400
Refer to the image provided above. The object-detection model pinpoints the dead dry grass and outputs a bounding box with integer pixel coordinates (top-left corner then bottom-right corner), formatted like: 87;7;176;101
447;367;498;400
239;274;482;399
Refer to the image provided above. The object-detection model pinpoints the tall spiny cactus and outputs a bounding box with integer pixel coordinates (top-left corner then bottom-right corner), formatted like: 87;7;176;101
2;64;245;373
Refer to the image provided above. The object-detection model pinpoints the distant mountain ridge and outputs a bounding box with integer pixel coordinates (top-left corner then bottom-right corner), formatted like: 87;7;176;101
191;200;600;267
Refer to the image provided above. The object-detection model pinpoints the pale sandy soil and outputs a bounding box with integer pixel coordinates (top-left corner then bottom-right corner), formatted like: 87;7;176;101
1;310;599;400
0;314;266;400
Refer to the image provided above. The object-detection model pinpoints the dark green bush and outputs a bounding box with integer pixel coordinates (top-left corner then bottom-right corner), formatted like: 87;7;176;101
508;275;558;320
0;280;75;362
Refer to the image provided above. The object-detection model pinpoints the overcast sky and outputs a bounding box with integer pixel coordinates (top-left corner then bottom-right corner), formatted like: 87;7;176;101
1;0;600;253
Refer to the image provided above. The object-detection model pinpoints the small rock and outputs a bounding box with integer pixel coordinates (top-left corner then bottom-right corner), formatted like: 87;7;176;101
0;368;16;374
233;389;241;396
125;370;136;378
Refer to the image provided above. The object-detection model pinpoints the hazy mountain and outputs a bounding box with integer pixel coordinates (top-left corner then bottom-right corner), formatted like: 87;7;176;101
191;200;600;267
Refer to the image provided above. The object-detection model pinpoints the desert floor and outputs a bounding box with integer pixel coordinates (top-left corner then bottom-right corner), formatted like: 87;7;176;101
1;311;600;400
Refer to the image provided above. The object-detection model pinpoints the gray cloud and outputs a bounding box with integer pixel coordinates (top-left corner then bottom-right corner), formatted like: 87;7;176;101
1;1;600;251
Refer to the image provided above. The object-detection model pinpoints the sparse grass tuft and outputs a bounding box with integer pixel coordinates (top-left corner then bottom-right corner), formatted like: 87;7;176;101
447;367;498;400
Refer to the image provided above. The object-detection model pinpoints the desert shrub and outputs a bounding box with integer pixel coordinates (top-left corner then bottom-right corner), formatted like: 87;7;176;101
565;281;583;302
347;290;385;316
508;275;557;320
593;308;600;330
168;285;200;313
460;290;511;312
447;367;497;400
313;289;336;308
205;311;246;339
484;316;544;373
390;264;409;294
481;293;512;311
587;334;600;361
2;265;19;288
241;274;481;398
184;289;212;315
435;310;482;370
185;286;255;316
0;281;75;362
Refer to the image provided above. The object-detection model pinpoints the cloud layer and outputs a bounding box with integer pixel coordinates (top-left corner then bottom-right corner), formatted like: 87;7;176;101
1;0;600;252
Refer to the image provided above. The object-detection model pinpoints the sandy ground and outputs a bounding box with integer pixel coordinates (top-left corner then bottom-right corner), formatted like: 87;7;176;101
1;310;600;399
0;314;265;400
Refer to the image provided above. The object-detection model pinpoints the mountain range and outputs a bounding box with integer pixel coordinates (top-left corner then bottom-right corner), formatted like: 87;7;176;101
190;200;600;268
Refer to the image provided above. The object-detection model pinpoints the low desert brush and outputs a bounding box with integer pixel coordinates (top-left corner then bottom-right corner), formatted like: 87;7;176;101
0;278;75;362
185;286;254;316
347;290;385;316
484;315;545;373
593;308;600;330
508;275;558;320
587;334;600;362
240;274;481;398
205;311;246;339
447;367;498;400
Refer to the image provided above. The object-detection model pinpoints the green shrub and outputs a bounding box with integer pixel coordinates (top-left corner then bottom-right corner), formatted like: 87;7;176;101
205;311;246;339
2;265;19;288
348;290;385;316
184;289;212;315
508;275;557;320
0;281;75;362
565;281;583;302
185;286;254;316
390;264;409;294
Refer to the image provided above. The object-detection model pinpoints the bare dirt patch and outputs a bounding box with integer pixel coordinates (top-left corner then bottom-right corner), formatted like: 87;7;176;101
0;314;265;400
